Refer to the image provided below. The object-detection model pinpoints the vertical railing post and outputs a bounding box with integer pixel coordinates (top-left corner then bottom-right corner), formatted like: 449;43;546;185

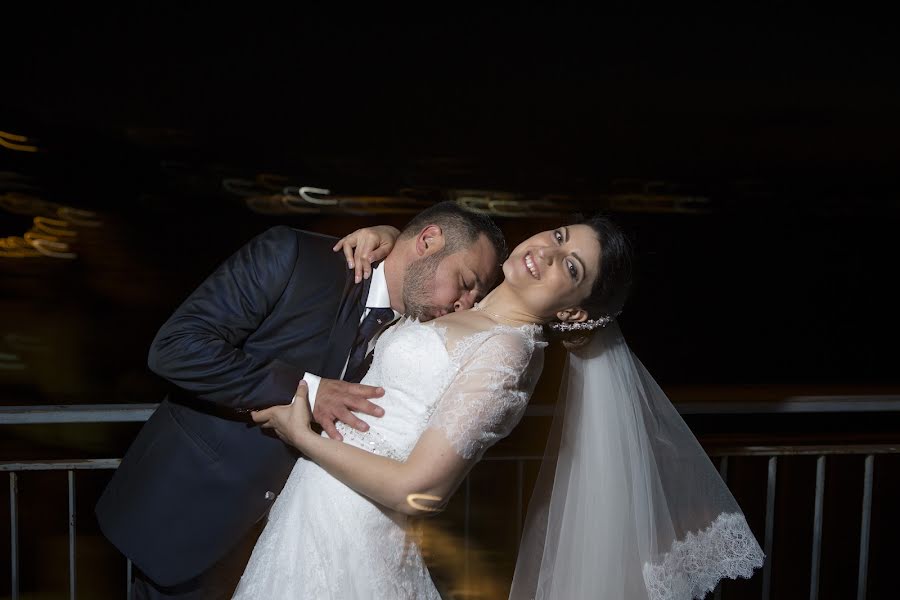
10;472;19;600
516;459;524;541
464;476;471;594
127;558;133;600
762;456;777;600
68;470;77;600
809;456;826;600
857;455;874;600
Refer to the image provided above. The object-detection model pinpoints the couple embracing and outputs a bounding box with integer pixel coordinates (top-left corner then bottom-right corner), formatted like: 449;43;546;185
97;202;763;599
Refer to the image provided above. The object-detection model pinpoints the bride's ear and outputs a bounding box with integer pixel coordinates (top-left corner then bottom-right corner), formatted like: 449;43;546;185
555;307;589;324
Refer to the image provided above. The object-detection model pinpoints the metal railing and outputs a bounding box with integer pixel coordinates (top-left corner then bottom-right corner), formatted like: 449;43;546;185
2;398;899;600
1;405;149;600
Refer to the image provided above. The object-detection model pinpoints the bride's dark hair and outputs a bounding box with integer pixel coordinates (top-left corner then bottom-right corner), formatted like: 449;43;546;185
549;214;634;350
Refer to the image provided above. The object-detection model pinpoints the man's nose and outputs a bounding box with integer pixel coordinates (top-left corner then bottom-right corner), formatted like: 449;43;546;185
455;296;473;311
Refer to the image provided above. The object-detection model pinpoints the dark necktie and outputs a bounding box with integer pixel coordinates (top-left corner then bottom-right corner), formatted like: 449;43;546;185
343;307;395;383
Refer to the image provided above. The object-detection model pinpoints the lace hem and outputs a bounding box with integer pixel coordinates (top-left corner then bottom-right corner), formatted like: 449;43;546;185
642;512;765;600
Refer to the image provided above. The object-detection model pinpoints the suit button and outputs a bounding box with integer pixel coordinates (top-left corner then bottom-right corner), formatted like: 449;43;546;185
264;491;276;500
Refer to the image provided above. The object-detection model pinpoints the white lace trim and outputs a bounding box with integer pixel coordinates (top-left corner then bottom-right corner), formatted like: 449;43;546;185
642;512;765;600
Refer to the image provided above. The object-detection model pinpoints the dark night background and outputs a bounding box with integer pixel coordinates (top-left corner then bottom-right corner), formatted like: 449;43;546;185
2;8;900;599
3;9;898;397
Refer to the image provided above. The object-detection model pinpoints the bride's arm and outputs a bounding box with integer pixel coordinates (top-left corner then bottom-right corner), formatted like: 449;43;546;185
332;225;400;283
254;383;470;515
254;333;540;516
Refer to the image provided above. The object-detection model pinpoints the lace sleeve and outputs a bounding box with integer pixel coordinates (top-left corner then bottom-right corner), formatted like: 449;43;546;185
427;329;544;460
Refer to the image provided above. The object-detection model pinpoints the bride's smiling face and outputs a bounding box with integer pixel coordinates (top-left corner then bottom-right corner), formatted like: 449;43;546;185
503;224;602;319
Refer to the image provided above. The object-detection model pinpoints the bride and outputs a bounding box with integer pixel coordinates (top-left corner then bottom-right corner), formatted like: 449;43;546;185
233;216;764;599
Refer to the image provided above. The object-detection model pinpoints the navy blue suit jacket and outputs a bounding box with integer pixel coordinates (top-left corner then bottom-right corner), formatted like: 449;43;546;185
96;226;371;586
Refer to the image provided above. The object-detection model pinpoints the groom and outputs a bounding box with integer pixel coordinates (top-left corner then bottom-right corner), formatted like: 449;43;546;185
96;202;506;599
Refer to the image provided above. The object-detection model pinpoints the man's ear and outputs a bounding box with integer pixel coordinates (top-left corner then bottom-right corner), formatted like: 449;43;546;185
415;224;445;257
555;307;589;323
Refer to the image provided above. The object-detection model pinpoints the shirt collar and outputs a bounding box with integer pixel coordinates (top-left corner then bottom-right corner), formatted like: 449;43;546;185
365;262;393;310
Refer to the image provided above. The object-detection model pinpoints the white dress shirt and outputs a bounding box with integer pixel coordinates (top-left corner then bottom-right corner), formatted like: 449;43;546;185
300;262;399;409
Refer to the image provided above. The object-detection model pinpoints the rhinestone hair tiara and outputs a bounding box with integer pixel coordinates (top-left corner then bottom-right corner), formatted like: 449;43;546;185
549;311;620;332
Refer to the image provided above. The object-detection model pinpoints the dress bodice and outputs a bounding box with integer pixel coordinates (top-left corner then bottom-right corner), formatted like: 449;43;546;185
336;317;546;461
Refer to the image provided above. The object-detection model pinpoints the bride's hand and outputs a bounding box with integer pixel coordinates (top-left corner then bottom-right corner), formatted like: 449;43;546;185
333;225;400;283
252;381;314;449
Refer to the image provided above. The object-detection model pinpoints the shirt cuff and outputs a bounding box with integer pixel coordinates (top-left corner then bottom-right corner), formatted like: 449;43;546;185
298;373;322;411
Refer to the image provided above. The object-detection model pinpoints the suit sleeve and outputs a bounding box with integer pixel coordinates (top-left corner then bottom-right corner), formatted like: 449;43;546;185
147;226;305;411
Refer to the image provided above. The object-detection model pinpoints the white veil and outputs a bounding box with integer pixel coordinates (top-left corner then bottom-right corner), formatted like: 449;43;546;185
509;324;765;599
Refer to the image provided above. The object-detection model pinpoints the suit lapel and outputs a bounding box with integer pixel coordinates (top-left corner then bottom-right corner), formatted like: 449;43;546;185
320;273;371;380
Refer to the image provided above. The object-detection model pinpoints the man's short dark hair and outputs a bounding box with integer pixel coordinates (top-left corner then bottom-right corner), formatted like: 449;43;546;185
399;201;507;263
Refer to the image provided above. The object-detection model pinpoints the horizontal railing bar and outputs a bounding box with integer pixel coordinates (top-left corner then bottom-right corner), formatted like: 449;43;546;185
677;396;900;414
2;395;900;426
2;445;899;472
482;446;900;460
706;445;900;457
526;395;900;417
0;459;121;471
0;404;157;424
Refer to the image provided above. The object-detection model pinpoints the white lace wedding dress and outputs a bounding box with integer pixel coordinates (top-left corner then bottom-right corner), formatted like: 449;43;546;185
232;318;545;599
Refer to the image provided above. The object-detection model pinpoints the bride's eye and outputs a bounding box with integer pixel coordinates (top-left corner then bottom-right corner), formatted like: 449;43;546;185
554;230;563;243
567;260;577;280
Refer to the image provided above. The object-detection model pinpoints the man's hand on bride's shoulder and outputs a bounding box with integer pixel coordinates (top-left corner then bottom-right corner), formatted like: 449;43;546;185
252;381;315;449
313;379;385;441
333;225;400;283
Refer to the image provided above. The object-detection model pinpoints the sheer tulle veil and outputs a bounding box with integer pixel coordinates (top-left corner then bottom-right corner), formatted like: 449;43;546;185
509;323;765;600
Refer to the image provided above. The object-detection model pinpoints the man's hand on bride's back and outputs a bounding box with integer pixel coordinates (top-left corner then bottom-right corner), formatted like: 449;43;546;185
314;379;386;441
333;225;400;283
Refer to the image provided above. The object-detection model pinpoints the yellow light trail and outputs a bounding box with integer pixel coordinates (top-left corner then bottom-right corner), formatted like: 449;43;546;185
0;131;39;153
